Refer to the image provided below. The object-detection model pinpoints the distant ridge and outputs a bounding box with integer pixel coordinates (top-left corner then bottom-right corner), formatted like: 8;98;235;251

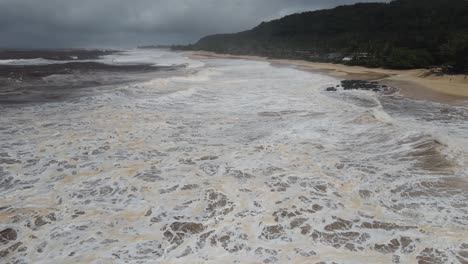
177;0;468;72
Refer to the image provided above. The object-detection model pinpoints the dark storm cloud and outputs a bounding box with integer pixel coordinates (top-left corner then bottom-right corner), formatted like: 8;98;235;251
0;0;388;48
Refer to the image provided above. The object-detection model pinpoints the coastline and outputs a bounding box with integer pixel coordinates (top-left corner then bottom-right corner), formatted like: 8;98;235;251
188;51;468;105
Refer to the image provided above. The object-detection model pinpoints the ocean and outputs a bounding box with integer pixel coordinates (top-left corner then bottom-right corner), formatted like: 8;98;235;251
1;49;467;263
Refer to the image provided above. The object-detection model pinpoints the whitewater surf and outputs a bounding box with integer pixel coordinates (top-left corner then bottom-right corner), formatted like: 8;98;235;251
1;49;467;263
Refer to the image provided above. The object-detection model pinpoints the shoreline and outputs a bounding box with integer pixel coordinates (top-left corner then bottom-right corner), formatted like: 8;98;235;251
188;51;468;105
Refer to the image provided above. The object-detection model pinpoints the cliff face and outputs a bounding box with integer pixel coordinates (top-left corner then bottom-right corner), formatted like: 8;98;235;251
191;0;468;71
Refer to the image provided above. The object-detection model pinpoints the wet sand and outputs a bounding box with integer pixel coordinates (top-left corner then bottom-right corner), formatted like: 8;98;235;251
189;51;468;105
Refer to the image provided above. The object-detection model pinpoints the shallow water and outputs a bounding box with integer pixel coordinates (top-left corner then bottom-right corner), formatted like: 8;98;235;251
1;49;467;264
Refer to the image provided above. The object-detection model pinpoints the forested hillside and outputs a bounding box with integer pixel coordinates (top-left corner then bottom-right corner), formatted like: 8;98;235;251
177;0;468;72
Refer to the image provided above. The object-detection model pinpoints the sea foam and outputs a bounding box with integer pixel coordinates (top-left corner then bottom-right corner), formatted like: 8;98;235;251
0;49;467;264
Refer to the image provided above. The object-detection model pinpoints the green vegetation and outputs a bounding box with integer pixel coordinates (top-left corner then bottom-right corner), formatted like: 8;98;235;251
175;0;468;72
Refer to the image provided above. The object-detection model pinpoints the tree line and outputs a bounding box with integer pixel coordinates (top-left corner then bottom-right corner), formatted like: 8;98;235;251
174;0;468;73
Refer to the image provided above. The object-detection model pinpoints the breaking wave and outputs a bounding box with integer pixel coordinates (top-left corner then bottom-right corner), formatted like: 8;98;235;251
0;49;467;264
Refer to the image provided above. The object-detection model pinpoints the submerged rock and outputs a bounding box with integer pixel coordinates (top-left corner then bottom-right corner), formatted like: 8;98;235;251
325;80;390;92
341;80;387;92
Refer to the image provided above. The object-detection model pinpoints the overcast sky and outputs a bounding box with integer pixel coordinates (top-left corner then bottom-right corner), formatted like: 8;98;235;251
0;0;387;48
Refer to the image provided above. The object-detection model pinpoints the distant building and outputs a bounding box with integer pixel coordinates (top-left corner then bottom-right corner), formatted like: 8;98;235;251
343;53;369;62
354;53;369;58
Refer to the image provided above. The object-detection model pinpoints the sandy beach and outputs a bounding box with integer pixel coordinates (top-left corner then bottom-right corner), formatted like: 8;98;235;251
189;51;468;105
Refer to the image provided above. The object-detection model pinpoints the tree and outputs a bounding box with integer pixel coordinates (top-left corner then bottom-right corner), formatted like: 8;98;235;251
441;33;468;72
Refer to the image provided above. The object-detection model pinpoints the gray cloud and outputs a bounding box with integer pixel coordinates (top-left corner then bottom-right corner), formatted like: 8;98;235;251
0;0;388;48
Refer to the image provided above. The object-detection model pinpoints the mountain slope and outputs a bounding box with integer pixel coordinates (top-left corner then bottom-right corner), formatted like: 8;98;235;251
184;0;468;71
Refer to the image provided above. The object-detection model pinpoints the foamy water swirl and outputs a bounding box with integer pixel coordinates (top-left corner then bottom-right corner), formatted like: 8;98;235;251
1;49;467;264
